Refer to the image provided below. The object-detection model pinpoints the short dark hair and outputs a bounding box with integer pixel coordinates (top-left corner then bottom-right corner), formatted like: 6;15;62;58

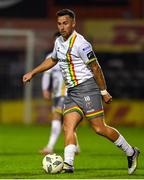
56;9;75;19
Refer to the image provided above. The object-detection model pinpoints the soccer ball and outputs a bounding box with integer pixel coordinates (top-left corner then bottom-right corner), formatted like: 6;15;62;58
42;154;64;174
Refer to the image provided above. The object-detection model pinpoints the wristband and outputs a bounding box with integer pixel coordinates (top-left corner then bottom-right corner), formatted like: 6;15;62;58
100;89;108;96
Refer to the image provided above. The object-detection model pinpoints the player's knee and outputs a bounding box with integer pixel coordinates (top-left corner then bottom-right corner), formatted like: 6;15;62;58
63;125;73;133
95;127;103;135
94;126;106;136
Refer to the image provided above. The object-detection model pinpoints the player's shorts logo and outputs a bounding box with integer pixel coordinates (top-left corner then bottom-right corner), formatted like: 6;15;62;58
84;96;90;101
84;96;94;110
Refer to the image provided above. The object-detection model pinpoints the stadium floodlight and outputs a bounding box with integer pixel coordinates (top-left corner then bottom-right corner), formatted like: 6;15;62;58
0;29;35;124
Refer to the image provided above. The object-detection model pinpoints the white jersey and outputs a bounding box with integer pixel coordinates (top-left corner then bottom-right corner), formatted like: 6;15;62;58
51;30;97;88
42;53;67;98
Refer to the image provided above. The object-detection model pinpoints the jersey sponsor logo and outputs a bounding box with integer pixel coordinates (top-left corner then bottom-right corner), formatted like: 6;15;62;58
82;45;91;51
53;69;60;72
0;0;22;9
87;51;95;60
58;58;67;62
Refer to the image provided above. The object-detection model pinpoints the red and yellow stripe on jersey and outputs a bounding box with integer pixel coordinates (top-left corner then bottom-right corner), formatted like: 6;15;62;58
66;34;78;87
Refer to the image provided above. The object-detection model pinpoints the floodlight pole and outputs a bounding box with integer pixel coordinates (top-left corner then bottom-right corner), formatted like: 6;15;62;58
24;31;35;124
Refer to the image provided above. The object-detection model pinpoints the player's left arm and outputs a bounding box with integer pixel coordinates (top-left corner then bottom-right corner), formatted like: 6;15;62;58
78;42;112;104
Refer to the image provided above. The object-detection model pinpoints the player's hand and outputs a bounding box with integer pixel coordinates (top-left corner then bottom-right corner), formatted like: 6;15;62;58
102;92;112;104
23;72;33;84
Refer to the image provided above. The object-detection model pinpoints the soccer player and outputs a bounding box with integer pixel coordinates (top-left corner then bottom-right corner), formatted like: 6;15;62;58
39;32;80;155
23;9;140;174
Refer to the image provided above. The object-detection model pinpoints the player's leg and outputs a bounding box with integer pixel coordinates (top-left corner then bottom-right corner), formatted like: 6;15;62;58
46;112;62;152
89;116;132;151
89;116;140;174
83;92;140;174
62;110;82;173
40;97;64;154
39;111;62;155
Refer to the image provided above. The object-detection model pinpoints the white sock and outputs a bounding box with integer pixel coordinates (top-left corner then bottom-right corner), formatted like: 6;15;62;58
64;144;76;166
114;134;134;156
47;120;61;150
75;134;80;153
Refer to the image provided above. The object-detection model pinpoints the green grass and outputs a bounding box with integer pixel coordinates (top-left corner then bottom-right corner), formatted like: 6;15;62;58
0;124;144;179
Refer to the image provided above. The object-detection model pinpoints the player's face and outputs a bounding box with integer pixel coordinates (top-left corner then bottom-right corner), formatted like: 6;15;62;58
57;15;75;40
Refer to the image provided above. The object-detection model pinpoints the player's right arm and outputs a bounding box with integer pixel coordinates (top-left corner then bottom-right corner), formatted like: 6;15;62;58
23;57;57;83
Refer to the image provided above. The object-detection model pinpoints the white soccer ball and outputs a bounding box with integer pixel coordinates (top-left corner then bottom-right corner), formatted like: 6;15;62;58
42;154;64;174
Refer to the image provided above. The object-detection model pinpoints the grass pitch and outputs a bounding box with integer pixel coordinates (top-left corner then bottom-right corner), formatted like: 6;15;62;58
0;124;144;179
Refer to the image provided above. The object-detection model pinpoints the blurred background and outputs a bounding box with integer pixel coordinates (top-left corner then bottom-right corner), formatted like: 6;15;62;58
0;0;144;126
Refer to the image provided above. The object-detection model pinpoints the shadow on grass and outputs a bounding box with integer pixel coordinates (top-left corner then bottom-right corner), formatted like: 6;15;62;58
75;167;144;178
0;168;143;179
0;172;43;179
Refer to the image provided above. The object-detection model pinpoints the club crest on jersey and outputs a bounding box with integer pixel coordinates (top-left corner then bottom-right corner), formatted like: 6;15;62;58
82;45;91;51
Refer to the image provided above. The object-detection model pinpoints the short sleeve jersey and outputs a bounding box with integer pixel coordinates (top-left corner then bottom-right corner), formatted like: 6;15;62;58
51;31;97;88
